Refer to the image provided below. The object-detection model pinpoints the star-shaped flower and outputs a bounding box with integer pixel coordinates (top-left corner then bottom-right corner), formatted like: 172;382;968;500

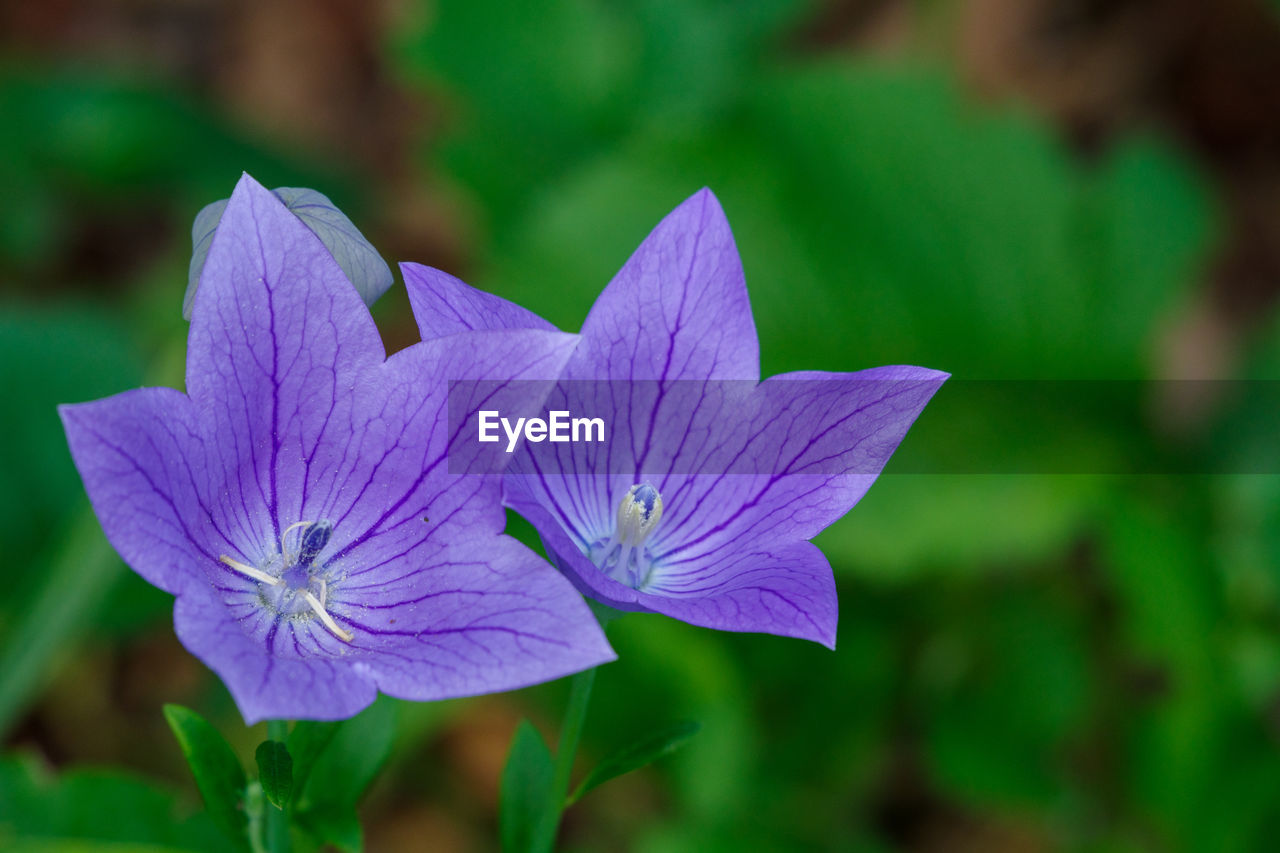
403;189;946;647
60;175;614;722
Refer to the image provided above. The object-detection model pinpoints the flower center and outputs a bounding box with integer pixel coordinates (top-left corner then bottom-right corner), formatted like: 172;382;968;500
589;484;663;589
218;519;352;642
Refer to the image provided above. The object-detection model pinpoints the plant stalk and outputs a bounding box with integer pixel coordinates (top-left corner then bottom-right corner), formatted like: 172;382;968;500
266;720;291;853
534;666;597;853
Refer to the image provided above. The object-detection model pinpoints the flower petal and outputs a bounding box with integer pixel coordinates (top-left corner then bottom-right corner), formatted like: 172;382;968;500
510;493;835;646
281;328;613;699
506;366;946;642
174;580;378;723
185;187;393;321
184;174;386;556
574;188;759;382
402;263;556;340
641;540;838;647
654;366;950;554
339;535;616;702
325;328;580;557
59;388;233;595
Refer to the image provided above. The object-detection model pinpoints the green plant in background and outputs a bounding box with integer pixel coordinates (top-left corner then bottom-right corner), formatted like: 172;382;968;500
6;0;1280;851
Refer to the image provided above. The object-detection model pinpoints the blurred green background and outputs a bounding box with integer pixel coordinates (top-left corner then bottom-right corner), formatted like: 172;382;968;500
4;1;1280;850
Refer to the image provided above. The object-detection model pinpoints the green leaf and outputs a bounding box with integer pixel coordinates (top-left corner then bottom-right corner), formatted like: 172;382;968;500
161;705;248;848
567;720;700;805
0;753;240;852
500;720;555;853
253;740;293;811
297;698;395;809
295;808;362;853
292;697;396;853
286;721;341;804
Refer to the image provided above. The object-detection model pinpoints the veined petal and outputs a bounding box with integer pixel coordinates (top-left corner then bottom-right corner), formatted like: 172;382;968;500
643;540;837;648
507;366;945;644
402;263;556;340
575;188;759;382
174;580;378;724
510;492;836;646
185;174;386;554
59;388;234;596
327;328;580;560
654;366;949;556
63;173;615;723
341;536;616;702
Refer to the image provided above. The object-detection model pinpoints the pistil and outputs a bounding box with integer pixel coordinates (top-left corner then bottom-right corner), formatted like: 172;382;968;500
218;518;352;642
594;484;664;589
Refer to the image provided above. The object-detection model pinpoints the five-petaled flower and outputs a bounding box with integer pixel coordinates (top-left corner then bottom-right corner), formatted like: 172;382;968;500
403;189;947;648
60;175;614;723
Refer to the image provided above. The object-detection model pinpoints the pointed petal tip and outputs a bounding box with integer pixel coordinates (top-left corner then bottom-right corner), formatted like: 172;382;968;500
231;170;264;193
227;173;291;218
679;186;727;222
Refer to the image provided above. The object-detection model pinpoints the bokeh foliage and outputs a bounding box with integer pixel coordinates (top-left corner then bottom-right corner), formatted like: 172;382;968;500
3;1;1278;851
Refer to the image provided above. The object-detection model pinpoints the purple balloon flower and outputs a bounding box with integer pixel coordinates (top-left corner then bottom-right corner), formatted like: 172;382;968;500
404;189;947;647
60;175;614;722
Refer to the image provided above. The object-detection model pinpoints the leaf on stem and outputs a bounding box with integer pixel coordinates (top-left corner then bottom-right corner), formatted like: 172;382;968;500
500;720;555;853
567;720;700;805
286;720;341;804
162;704;249;849
292;697;396;853
255;740;293;810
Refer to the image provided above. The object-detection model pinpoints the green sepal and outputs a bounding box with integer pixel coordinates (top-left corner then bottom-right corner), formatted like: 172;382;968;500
254;740;293;810
500;719;555;853
162;704;248;849
567;720;700;805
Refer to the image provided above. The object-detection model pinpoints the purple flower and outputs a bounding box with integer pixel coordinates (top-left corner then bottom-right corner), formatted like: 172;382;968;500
403;190;946;648
60;175;614;722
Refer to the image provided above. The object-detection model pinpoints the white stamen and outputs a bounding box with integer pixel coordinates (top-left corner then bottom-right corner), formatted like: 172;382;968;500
280;520;313;562
302;590;353;642
318;577;328;608
219;555;283;587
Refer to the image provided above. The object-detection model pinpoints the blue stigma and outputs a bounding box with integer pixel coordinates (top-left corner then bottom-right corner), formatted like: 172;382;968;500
631;484;659;520
589;483;665;590
296;520;332;567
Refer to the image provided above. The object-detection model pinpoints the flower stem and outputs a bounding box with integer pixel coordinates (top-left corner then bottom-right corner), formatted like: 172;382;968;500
534;665;597;853
265;720;291;853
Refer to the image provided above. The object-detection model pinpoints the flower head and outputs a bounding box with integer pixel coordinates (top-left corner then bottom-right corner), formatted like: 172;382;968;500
60;175;613;722
404;189;946;647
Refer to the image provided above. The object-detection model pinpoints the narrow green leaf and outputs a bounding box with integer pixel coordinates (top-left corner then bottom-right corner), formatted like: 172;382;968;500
161;705;248;849
296;807;362;853
254;740;293;810
291;698;395;852
500;720;555;853
297;697;395;810
286;720;341;803
567;720;700;805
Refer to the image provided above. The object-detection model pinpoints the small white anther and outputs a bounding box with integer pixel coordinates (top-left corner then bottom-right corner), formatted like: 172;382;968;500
219;555;283;587
302;590;353;642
